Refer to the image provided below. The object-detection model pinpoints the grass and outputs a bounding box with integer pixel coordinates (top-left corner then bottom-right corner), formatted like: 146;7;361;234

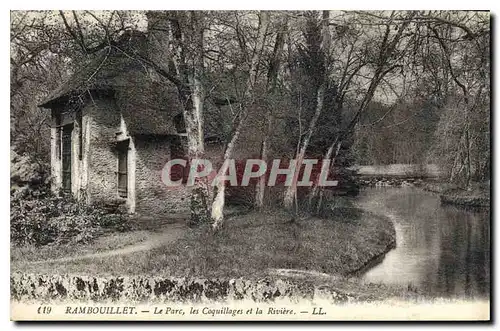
424;181;490;208
12;208;396;280
10;207;418;302
167;209;396;279
11;230;151;263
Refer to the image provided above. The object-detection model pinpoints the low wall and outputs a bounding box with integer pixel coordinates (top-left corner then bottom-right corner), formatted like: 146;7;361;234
352;164;443;178
11;273;354;303
357;177;426;187
352;164;443;187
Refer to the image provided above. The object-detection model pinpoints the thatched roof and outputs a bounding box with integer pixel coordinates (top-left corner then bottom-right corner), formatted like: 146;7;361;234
39;32;182;136
115;79;181;136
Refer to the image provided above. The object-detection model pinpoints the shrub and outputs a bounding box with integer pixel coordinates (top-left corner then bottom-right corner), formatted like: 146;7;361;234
10;192;130;247
10;150;131;247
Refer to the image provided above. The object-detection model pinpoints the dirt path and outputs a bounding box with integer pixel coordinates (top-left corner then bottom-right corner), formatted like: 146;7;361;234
28;223;187;265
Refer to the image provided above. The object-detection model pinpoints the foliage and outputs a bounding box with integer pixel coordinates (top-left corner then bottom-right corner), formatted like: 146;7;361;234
10;10;491;227
11;187;130;247
353;99;440;165
428;95;490;186
11;191;130;247
11;149;49;188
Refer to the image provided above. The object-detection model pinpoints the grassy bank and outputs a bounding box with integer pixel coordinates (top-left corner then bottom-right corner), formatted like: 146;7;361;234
12;208;395;280
10;207;413;303
154;209;396;279
10;230;151;263
423;181;490;208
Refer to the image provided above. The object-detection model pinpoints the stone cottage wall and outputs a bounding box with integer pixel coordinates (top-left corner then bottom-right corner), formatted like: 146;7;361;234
49;106;90;202
134;135;190;215
87;98;127;206
50;95;199;216
83;97;191;215
49;113;62;193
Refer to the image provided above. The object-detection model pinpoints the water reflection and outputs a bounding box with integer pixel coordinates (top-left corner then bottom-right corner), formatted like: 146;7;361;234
357;187;490;299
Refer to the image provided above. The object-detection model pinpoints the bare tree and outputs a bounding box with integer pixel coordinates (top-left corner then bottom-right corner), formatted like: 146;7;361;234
426;11;490;188
255;13;288;209
211;11;270;229
283;11;331;211
146;11;212;224
308;11;416;210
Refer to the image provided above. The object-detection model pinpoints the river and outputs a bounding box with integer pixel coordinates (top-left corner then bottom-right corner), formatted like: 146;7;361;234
356;187;490;299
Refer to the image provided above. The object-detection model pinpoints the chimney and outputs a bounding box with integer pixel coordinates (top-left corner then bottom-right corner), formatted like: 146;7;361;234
146;11;172;72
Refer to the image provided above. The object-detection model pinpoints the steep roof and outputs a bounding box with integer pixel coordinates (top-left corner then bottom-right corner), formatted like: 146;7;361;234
115;79;181;136
39;32;182;136
40;31;148;106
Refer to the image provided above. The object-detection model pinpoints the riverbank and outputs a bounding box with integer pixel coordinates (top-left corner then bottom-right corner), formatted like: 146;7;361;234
358;186;490;299
423;181;490;208
11;207;404;302
12;208;396;278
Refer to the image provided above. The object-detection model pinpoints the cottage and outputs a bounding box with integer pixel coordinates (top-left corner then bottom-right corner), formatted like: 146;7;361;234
39;33;215;216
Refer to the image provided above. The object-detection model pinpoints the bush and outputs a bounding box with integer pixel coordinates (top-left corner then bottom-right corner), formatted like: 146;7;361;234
10;150;130;247
10;192;130;247
10;149;48;187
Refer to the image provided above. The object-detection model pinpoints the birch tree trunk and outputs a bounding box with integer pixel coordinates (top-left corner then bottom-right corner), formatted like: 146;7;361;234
211;11;270;230
308;139;342;211
283;82;326;210
255;15;288;209
283;11;330;211
152;11;210;225
255;115;273;209
184;66;210;224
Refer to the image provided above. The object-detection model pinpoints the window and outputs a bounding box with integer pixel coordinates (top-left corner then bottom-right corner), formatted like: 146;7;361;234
117;140;129;198
77;109;83;160
55;112;62;159
61;124;73;193
173;113;186;134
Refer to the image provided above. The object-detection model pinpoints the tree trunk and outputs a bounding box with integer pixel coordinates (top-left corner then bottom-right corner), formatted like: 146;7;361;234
174;12;210;225
211;11;270;230
284;83;326;210
211;119;242;228
283;11;330;211
183;80;210;225
309;139;341;211
255;15;287;209
145;11;211;225
255;116;272;209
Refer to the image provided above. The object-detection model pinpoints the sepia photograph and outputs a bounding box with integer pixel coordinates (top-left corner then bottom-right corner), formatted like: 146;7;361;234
9;9;491;321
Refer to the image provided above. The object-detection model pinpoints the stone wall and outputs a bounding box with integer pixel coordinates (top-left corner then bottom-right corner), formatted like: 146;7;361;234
11;273;353;303
51;95;207;216
49;105;91;202
134;135;190;215
79;96;192;215
87;98;124;206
